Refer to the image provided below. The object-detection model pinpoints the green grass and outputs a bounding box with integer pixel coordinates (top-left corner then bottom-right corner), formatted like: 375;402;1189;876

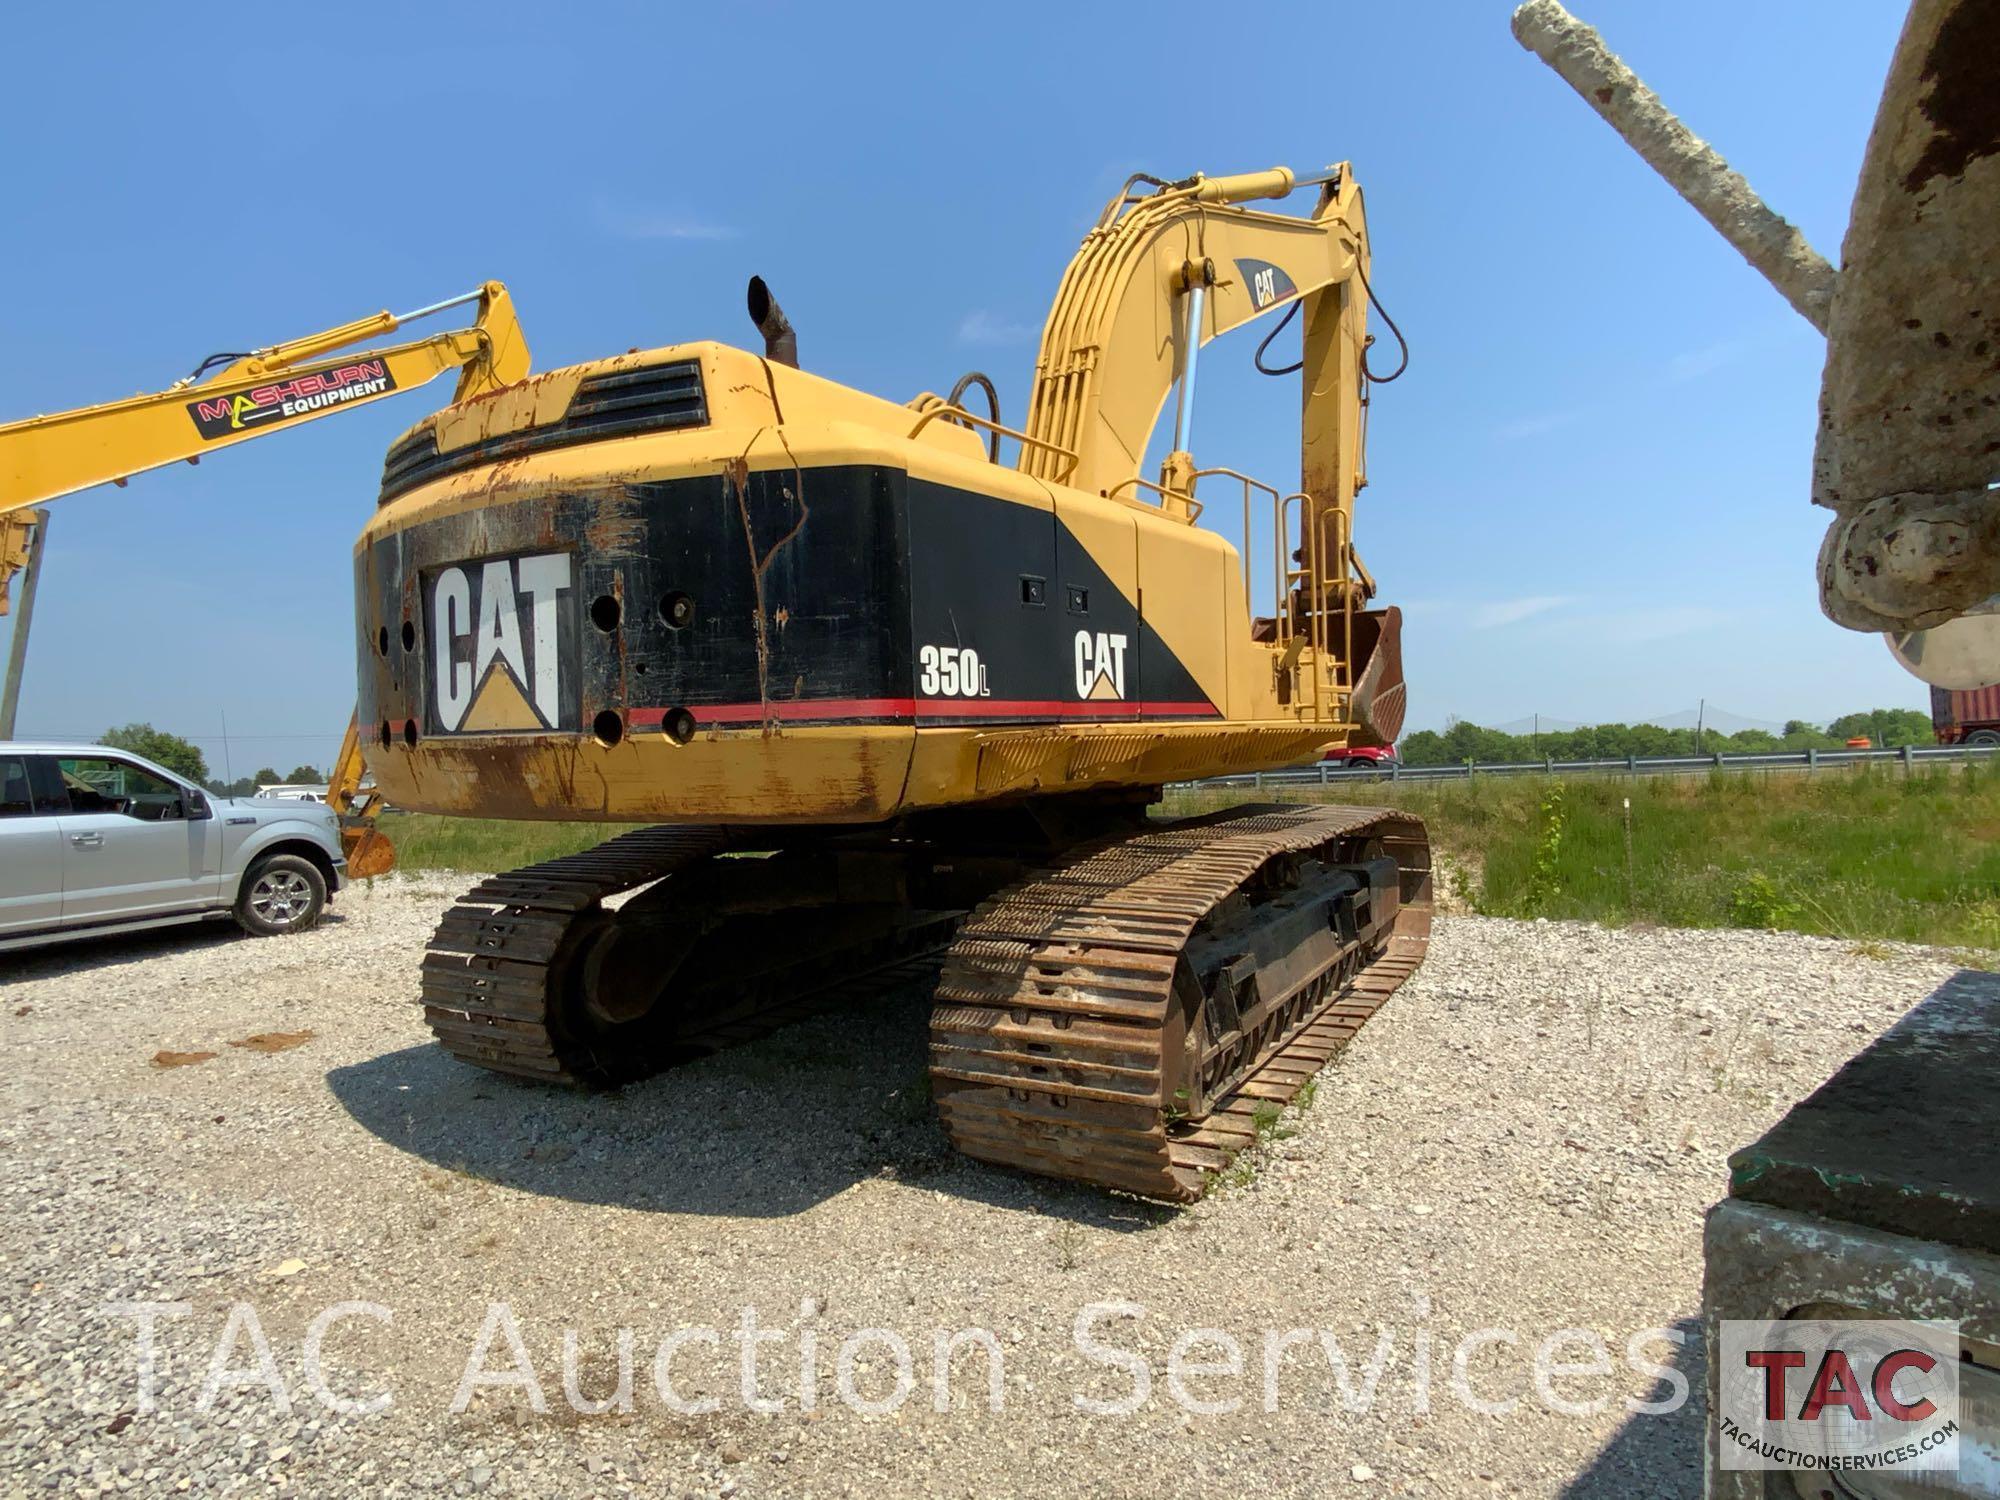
375;813;647;874
375;762;2000;953
1165;761;2000;952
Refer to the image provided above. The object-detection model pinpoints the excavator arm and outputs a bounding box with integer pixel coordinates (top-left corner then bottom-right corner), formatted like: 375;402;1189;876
1;281;526;524
1021;163;1401;740
0;281;530;874
1023;165;1371;522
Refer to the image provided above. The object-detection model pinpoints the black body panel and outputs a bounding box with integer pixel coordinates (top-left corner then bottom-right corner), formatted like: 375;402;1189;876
357;465;1217;737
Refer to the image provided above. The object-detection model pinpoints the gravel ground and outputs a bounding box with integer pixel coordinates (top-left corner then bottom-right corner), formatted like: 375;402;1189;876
0;874;1966;1499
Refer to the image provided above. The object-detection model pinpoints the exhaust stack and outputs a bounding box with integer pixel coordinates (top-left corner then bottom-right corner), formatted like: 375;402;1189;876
746;276;797;368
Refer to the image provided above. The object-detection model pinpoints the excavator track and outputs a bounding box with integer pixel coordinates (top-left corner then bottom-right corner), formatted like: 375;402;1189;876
420;826;732;1082
928;803;1431;1202
422;825;960;1085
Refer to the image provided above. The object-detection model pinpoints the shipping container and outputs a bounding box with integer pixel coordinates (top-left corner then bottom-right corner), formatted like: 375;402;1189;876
1930;684;2000;745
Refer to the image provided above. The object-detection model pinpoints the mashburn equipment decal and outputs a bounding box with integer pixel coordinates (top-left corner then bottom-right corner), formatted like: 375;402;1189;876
423;550;579;735
186;358;398;440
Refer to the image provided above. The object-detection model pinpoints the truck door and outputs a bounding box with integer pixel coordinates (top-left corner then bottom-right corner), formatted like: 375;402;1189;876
50;754;219;925
0;753;63;938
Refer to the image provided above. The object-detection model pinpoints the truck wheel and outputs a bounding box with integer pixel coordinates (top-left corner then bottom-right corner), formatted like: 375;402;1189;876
235;854;327;937
1968;730;2000;747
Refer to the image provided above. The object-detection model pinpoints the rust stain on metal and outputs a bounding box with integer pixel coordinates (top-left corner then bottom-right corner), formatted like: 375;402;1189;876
1904;0;2000;192
343;827;396;879
584;504;645;556
724;455;773;732
725;440;812;738
611;570;630;710
395;567;421;709
394;736;551;818
433;460;638;520
549;744;582;809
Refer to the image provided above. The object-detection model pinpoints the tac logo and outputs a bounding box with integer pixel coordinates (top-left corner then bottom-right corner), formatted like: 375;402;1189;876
424;552;577;734
1074;630;1129;701
186;359;397;440
1718;1318;1960;1475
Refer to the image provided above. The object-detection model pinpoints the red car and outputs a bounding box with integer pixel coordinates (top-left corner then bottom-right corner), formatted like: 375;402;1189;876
1321;743;1400;771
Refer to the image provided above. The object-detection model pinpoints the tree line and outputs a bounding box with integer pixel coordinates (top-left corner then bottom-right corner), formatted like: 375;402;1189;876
95;724;322;794
86;709;1943;788
1396;708;1936;768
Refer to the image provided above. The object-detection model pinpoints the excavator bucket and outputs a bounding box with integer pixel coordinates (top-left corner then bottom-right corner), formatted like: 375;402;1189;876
328;711;394;877
0;510;38;616
341;825;396;880
1347;605;1407;747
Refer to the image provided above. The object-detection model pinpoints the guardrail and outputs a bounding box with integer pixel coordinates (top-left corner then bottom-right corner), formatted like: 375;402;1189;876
1183;743;1998;790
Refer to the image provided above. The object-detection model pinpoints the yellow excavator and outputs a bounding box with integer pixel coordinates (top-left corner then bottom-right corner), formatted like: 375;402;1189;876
366;163;1431;1200
0;284;530;876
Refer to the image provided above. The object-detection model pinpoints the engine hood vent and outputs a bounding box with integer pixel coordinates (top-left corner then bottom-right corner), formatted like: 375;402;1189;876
379;358;707;504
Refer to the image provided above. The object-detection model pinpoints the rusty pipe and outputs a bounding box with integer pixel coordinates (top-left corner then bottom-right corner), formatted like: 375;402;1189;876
1509;0;1836;333
746;276;797;368
1513;0;2000;645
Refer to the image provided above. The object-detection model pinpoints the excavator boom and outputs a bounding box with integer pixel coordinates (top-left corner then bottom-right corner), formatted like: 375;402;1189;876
0;282;526;520
1017;163;1401;741
1025;165;1369;506
0;281;530;869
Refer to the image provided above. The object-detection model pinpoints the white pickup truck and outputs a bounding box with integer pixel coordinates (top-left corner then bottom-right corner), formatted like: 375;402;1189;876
0;742;346;952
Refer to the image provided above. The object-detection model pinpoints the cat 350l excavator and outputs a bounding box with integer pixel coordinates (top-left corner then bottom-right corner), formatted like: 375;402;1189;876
361;163;1432;1200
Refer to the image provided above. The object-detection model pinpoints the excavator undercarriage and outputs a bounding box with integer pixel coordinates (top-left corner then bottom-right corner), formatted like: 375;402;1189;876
421;793;1429;1201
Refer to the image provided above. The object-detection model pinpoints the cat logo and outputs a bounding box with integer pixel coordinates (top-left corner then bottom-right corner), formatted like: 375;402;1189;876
426;552;577;734
1074;630;1129;701
1237;257;1298;311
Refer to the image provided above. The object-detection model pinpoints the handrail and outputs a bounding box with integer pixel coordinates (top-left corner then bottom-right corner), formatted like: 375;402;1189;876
1103;462;1362;728
1104;472;1205;522
1192;468;1283;606
1105;464;1290;564
1278;493;1312;711
1319;508;1355;720
907;401;1079;480
1271;500;1360;724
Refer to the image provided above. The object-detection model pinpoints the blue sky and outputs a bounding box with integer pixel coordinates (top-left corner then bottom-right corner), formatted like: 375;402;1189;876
0;1;1918;776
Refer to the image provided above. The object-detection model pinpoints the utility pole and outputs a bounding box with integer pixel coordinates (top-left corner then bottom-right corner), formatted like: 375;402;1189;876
0;510;49;740
1696;697;1706;755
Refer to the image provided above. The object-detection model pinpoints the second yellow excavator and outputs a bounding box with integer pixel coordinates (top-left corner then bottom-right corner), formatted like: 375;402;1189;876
1;283;530;875
365;163;1431;1200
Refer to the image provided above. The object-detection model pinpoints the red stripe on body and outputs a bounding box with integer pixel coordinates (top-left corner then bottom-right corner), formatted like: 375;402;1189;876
627;698;1221;727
